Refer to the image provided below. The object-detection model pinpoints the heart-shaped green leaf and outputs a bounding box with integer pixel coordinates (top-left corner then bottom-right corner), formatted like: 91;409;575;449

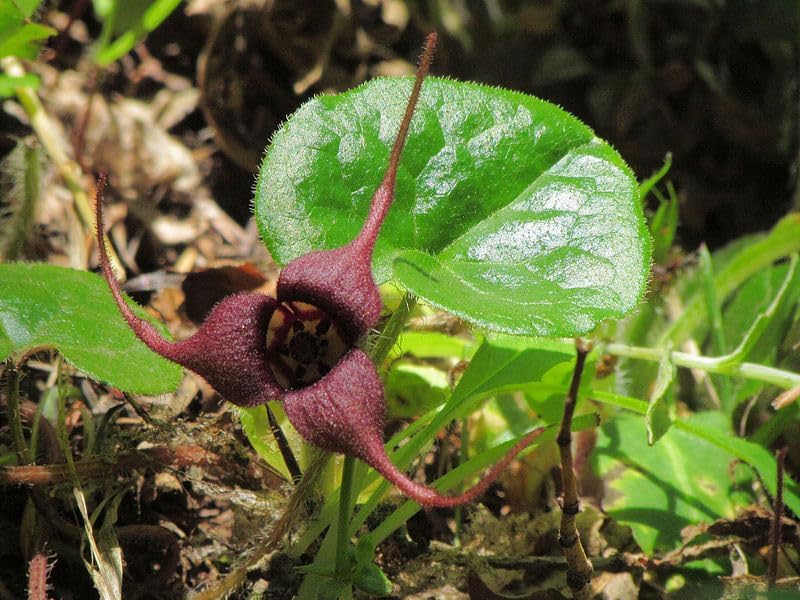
0;263;181;394
256;77;650;336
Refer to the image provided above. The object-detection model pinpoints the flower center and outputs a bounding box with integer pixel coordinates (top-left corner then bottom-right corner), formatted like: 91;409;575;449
265;300;347;389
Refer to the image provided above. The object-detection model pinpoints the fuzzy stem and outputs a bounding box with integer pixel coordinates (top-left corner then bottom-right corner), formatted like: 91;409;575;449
557;340;592;599
768;446;788;589
1;142;40;262
354;33;437;254
331;293;417;585
94;175;178;358
5;361;31;465
27;550;49;600
335;455;357;582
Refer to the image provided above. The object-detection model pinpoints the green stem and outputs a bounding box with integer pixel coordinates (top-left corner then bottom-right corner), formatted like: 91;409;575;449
605;342;800;390
5;361;31;465
368;293;416;369
334;455;356;581
699;244;733;410
295;292;416;597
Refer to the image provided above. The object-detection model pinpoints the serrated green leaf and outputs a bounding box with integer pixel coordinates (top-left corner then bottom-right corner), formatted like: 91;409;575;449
256;77;650;336
0;263;181;394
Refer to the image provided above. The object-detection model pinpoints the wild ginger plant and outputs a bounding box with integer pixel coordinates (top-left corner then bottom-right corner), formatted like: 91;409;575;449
4;23;798;600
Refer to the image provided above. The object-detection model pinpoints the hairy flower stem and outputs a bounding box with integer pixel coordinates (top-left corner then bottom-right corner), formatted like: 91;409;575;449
335;455;357;582
557;340;592;600
4;360;31;465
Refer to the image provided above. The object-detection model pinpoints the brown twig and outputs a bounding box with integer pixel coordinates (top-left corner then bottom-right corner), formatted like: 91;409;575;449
0;444;223;486
433;550;640;576
557;340;593;599
768;446;789;589
122;392;154;425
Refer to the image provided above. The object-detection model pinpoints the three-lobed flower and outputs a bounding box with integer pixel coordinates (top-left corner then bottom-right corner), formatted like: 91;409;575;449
96;33;544;508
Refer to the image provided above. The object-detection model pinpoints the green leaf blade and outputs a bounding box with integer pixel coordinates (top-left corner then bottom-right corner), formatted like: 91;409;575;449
256;77;650;336
594;412;742;554
0;263;182;394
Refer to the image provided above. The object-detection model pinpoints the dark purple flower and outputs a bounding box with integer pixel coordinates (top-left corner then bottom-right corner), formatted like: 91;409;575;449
96;33;544;508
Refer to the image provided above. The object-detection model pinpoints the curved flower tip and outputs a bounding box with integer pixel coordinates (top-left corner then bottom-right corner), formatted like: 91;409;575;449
282;347;546;509
95;177;282;406
278;32;438;343
364;426;546;509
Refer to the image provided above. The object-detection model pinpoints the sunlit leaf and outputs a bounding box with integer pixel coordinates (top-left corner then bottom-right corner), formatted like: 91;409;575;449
0;263;181;394
257;78;650;336
594;412;741;554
